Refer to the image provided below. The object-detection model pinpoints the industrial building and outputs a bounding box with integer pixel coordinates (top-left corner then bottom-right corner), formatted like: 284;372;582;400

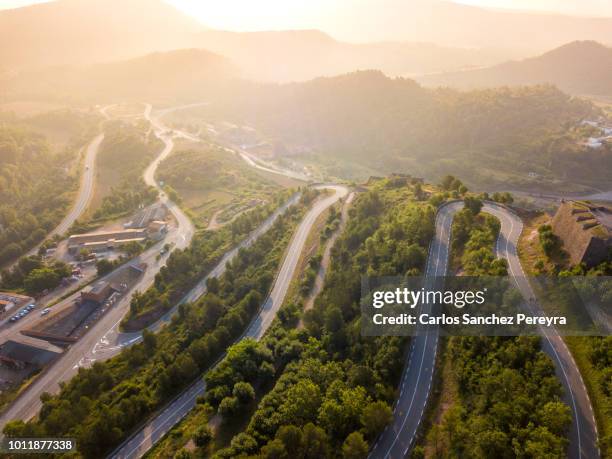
81;281;118;305
68;229;147;254
0;340;61;370
551;201;612;267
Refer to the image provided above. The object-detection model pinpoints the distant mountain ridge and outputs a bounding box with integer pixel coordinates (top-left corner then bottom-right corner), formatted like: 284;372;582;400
0;0;518;81
2;49;236;103
0;0;203;69
344;0;612;51
196;29;516;82
419;41;612;96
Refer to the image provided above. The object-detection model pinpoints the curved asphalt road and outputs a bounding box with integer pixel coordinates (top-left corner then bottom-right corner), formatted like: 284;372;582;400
370;201;598;459
9;130;104;266
108;185;348;459
0;106;196;431
484;203;599;459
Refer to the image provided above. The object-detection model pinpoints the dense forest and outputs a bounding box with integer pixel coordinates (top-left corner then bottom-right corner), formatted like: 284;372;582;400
0;112;93;266
207;72;607;191
3;190;313;457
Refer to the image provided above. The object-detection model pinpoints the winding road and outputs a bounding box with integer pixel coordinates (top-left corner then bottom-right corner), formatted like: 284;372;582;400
0;104;348;459
109;185;348;459
8;131;104;266
0;106;196;431
369;201;599;459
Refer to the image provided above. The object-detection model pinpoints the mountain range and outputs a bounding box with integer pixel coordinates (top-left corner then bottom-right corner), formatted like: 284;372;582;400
0;0;202;69
419;41;612;96
3;0;612;83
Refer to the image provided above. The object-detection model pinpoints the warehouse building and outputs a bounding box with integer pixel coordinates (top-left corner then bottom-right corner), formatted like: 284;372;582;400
80;281;119;305
68;229;147;254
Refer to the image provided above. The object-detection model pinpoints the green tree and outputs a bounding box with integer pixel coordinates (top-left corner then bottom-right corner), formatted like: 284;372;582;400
233;381;255;404
96;258;115;276
301;423;330;459
280;380;321;426
342;431;369;459
193;425;213;448
261;438;289;459
24;267;60;294
360;401;392;439
464;196;483;215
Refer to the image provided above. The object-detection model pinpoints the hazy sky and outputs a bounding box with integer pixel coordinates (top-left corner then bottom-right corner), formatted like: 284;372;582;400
1;0;612;35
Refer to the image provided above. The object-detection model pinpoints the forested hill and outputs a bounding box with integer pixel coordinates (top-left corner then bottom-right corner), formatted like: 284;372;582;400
0;125;76;264
420;41;612;96
214;71;608;191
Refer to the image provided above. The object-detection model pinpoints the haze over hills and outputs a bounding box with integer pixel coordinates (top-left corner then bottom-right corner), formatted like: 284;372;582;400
420;41;612;96
1;49;235;103
350;0;612;51
0;0;519;81
0;0;203;69
5;0;612;82
196;29;518;82
203;71;609;191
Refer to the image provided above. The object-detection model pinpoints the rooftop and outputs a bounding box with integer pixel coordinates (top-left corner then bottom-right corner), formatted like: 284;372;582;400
566;201;612;238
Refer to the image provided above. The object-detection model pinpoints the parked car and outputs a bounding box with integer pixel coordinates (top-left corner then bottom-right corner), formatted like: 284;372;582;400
40;308;51;316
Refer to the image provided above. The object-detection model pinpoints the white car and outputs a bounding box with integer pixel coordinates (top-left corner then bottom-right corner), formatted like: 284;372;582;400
40;308;51;316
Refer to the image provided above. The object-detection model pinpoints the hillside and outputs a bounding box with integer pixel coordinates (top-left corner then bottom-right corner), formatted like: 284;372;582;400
420;41;612;96
206;71;609;191
1;49;236;103
0;0;203;69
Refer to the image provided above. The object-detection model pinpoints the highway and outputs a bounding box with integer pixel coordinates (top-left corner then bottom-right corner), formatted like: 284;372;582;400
51;133;104;238
87;104;306;357
0;106;196;431
88;192;301;357
369;201;599;459
0;102;345;459
108;185;348;459
9;104;118;265
9;132;104;264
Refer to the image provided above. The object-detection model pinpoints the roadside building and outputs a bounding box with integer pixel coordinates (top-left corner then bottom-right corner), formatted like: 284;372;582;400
0;340;61;370
68;229;147;254
551;201;612;267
